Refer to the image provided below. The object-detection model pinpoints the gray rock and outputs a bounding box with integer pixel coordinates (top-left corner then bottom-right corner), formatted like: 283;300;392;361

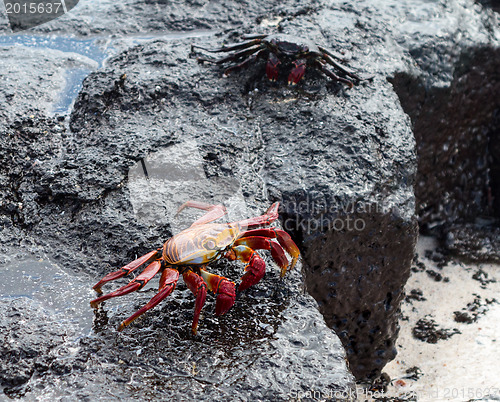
386;2;500;261
3;0;497;393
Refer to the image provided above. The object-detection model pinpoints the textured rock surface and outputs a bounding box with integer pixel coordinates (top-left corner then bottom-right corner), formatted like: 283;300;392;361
0;245;354;399
2;0;416;388
66;34;417;380
387;3;500;262
2;0;497;395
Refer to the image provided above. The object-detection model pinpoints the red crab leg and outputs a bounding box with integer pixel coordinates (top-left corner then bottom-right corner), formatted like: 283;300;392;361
234;236;289;278
90;260;163;308
92;249;160;293
226;245;267;291
176;200;227;226
238;228;300;274
182;269;208;334
118;267;179;331
200;268;236;316
288;58;307;85
232;202;280;231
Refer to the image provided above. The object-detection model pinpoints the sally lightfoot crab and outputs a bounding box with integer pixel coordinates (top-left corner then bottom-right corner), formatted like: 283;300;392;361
192;33;365;87
90;201;300;334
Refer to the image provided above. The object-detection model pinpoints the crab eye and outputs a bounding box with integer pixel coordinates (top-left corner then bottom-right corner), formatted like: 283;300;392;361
204;239;216;250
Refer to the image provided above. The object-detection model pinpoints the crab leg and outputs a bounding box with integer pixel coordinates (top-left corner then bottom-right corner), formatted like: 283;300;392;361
226;244;267;291
224;49;267;75
176;200;227;226
118;267;179;331
233;202;280;230
318;46;349;62
241;34;268;40
90;260;163;308
92;249;160;293
182;269;208;334
320;51;362;82
192;39;262;53
196;45;265;65
234;236;289;278
238;228;300;273
317;60;354;88
200;268;236;316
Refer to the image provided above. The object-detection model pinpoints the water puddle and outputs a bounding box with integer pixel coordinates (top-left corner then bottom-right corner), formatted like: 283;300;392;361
0;247;94;339
0;30;215;115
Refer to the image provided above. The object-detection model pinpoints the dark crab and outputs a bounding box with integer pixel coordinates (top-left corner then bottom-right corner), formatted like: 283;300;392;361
192;33;364;88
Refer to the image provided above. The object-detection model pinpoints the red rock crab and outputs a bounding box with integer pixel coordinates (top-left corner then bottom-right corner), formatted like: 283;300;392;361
90;201;300;334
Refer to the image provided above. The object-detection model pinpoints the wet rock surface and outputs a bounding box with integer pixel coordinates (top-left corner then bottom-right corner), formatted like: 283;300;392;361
389;14;500;262
0;299;67;397
67;32;417;381
1;0;498;397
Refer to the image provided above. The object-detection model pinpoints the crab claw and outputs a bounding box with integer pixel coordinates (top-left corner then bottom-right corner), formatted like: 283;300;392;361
200;269;236;316
266;53;280;81
288;59;307;85
231;245;267;292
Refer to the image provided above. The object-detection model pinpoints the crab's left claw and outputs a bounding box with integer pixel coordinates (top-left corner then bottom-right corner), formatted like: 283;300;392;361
266;53;280;81
288;59;307;85
200;269;236;316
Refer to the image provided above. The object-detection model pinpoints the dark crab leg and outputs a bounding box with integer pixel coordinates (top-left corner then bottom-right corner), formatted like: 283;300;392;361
318;63;355;88
320;51;363;82
182;269;208;334
241;33;268;40
90;260;163;308
232;202;280;231
92;249;160;293
318;46;349;62
200;268;236;316
118;267;179;331
196;45;266;65
224;49;268;75
226;244;267;291
176;200;227;226
192;39;262;54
